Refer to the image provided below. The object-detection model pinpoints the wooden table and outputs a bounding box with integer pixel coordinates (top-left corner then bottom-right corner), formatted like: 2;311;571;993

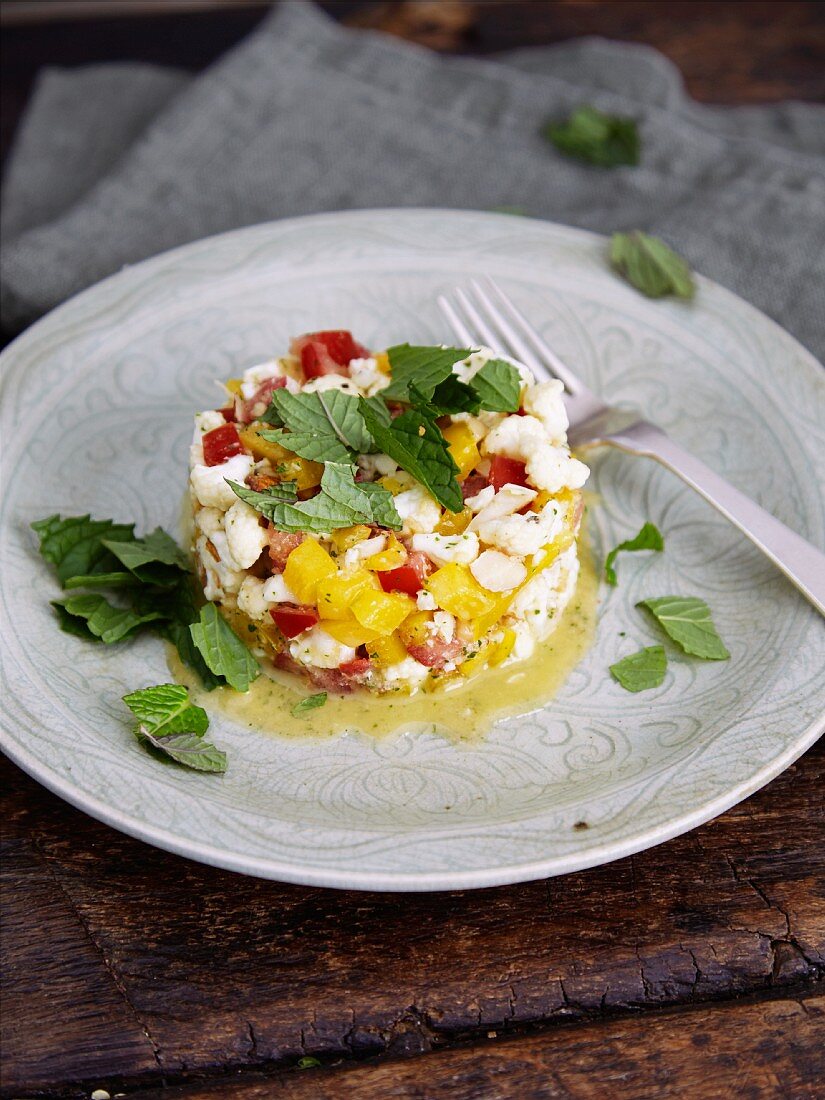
2;3;823;1097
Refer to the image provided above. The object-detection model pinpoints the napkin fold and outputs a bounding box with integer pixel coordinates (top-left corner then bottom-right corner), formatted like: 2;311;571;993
2;0;824;358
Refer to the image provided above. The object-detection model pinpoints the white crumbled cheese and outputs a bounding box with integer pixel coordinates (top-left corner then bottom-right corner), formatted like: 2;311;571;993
290;626;356;669
470;549;527;592
521;379;569;442
377;655;430;689
195;506;224;538
357;452;399;479
431;610;456;643
483;414;588;493
237;576;269;620
466;485;495;513
416;591;438;611
510;547;578;634
394;485;441;536
189;410;226;465
240;359;284;399
411;531;480;567
474;500;562;558
190;454;254;510
344;535;387;570
224;499;268;568
348;357;390;396
196;534;245;600
263;573;298;604
468;484;536;530
302;374;360;395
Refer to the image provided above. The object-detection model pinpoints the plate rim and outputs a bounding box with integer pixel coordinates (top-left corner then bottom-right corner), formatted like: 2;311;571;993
1;207;823;891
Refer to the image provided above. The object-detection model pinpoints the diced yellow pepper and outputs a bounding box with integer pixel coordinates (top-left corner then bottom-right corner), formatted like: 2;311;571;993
365;531;407;571
351;589;416;635
436;506;471;535
283;538;337;605
441;421;480;481
366;632;408;667
374;351;391;375
530;489;553;513
378;475;405;496
316;569;378;620
398;610;432;647
489;628;517;666
225;378;242;395
238;427;323;491
425;563;499;621
470;593;513;640
322;618;380;647
528;530;575;578
458;648;486;678
330;525;371;555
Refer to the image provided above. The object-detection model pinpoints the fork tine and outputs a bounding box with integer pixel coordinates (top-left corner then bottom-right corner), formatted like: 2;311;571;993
481;277;587;395
453;287;500;350
436;294;475;347
466;280;550;382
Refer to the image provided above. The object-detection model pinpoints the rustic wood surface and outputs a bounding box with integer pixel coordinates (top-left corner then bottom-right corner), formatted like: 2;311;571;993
2;2;824;1096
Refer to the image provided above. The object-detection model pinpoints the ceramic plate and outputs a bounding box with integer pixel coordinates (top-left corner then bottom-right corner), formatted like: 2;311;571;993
1;210;823;890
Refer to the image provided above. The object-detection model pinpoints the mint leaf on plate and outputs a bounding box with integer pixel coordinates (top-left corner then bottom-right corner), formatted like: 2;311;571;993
32;514;135;585
543;105;639;168
189;603;260;692
123;683;226;773
609;645;667;692
470;358;522;413
382;344;473;402
604;522;664;586
638;596;729;660
291;691;327;717
261;389;377;463
52;593;163;644
360;396;463;512
610;232;695;300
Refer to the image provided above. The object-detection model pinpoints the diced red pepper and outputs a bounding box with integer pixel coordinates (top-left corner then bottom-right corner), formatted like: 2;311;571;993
379;552;429;597
488;455;529;492
339;657;371;677
270;605;319;638
202;423;244;466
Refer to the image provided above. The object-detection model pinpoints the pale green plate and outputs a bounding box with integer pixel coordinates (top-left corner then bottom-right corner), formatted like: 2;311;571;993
1;210;823;890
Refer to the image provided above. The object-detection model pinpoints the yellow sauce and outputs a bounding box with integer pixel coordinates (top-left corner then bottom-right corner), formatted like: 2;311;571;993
169;542;598;744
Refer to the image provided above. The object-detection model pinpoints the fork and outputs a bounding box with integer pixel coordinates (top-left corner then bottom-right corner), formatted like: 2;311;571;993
438;277;825;617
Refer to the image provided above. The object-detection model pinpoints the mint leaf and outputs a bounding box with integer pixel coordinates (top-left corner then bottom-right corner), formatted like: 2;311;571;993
291;692;327;717
360;398;462;512
470;358;521;412
190;603;260;692
229;463;401;533
103;527;189;572
543;105;639;168
140;579;223;691
123;683;226;773
64;571;137;590
609;645;667;692
638;596;729;660
261;389;376;463
32;514;135;585
610;232;695;300
604;522;664;586
52;593;163;643
430;375;482;415
382;345;473;402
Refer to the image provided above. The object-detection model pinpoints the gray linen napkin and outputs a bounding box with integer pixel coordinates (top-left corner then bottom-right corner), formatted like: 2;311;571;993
2;0;823;360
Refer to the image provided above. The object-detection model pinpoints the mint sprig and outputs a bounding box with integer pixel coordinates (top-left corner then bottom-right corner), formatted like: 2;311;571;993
261;389;384;463
189;603;260;692
609;645;667;692
638;596;729;660
469;358;521;413
610;232;695;300
32;514;135;585
382;344;473;402
543;105;639;168
604;522;664;586
123;684;226;773
52;593;164;644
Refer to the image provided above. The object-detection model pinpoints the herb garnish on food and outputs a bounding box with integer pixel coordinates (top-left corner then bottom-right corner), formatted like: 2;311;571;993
609;645;667;692
123;684;227;773
609;232;695;300
189;603;261;692
291;692;328;717
543;105;640;168
604;522;664;586
260;389;385;463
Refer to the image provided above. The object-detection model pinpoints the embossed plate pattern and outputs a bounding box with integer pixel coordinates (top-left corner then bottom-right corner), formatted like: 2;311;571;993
1;210;823;890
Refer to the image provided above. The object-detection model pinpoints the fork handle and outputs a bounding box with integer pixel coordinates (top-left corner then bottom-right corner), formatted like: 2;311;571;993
602;421;825;617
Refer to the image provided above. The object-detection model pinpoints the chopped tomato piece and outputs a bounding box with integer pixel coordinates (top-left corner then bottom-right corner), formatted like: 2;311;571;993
270;604;319;638
339;657;371;677
291;330;369;379
406;637;463;669
378;551;429;596
218;406;236;422
239;376;287;423
488;455;529;491
461;473;488;501
268;530;304;571
202;423;244;466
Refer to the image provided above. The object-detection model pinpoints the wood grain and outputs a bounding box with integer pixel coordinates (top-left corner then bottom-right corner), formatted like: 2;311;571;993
127;992;825;1100
1;738;822;1095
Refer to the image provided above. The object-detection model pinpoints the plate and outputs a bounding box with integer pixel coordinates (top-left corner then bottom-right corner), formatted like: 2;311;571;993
1;210;823;891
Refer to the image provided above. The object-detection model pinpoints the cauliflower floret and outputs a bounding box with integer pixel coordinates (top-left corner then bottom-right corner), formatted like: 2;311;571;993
348;357;390;397
474;501;563;558
470;549;527;592
190;454;254;510
237;576;269;620
196;533;245;600
483;414;588;494
394;485;441;536
194;506;224;538
521;379;569;442
190;410;227;465
357;452;399;479
290;626;356;669
411;531;480;567
510;548;578;634
224;499;268;569
240;359;284;399
262;573;298;604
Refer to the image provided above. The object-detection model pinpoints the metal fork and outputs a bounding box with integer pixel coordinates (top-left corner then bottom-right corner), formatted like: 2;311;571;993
438;277;825;616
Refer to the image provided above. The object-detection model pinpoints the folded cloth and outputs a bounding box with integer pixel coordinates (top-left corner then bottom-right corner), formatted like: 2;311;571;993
1;0;823;360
